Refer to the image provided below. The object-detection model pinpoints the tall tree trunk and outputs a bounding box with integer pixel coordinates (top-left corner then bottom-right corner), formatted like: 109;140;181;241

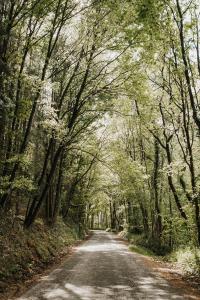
153;139;162;241
24;145;63;228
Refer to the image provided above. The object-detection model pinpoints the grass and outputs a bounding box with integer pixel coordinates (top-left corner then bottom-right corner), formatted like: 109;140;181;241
125;230;200;277
119;230;156;257
129;244;156;257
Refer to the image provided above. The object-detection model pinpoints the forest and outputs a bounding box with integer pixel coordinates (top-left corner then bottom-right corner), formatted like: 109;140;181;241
1;0;200;297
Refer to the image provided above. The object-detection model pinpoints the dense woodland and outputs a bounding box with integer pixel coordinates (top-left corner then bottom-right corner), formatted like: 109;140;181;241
1;0;200;266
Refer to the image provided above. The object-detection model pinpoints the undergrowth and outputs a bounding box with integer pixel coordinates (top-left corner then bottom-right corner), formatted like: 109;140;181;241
0;212;84;292
167;247;200;276
119;229;200;277
119;229;170;256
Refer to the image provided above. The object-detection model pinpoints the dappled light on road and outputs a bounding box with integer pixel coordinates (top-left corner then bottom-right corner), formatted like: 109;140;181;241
17;231;198;300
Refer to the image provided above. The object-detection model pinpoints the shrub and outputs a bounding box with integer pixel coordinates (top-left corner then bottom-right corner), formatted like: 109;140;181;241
174;247;200;276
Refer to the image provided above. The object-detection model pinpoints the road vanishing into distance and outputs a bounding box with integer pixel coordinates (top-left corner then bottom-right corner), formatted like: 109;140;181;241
17;231;199;300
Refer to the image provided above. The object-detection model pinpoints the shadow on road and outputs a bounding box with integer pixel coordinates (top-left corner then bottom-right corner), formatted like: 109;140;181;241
17;231;198;300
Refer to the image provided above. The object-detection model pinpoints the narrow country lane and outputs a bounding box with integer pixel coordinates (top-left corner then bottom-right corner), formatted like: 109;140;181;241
16;231;198;300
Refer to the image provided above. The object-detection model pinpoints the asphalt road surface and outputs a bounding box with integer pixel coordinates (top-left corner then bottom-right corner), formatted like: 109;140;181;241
16;231;196;300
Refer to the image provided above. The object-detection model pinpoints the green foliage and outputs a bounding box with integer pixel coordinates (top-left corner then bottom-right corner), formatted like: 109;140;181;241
169;247;200;276
0;0;200;282
13;177;35;192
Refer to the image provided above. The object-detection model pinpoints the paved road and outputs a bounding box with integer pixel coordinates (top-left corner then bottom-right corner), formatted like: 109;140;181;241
17;231;194;300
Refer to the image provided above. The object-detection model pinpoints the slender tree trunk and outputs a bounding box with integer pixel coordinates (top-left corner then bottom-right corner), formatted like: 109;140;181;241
24;145;64;228
153;139;162;241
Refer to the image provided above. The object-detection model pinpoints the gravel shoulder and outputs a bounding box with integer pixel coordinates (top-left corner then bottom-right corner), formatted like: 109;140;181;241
15;230;200;300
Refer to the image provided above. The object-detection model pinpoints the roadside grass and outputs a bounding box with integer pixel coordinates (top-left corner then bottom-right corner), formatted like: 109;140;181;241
120;230;200;279
129;244;156;257
127;233;160;258
119;230;168;257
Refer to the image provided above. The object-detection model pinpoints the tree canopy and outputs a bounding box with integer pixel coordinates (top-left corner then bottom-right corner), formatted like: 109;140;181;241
1;0;200;254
